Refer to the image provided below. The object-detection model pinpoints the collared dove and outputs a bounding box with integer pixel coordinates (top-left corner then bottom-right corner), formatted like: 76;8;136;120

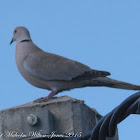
10;27;140;102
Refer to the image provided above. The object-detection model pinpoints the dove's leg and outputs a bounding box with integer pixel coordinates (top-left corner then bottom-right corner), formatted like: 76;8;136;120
34;90;58;103
47;90;58;99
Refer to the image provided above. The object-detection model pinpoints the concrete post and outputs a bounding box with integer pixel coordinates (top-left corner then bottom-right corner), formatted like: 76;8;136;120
0;96;118;140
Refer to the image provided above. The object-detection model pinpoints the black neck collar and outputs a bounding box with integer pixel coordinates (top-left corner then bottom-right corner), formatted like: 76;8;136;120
20;39;31;43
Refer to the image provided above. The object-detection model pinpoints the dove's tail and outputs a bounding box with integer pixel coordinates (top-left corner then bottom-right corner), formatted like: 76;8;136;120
92;77;140;90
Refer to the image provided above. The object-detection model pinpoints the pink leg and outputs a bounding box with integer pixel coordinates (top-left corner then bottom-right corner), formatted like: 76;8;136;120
46;90;58;100
34;90;58;103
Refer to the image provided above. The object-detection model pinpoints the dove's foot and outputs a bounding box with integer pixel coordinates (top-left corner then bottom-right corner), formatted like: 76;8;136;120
34;97;49;103
34;97;57;103
33;90;58;103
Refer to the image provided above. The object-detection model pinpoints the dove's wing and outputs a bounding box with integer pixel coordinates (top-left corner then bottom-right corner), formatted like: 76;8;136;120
23;51;110;81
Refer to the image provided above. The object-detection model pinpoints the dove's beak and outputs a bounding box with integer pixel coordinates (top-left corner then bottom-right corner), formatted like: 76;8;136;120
10;38;14;45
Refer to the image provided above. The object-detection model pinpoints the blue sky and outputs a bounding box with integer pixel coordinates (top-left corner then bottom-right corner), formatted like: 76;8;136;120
1;0;140;139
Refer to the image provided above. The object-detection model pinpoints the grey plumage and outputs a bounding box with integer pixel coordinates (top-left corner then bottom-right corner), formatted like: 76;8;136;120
10;26;140;102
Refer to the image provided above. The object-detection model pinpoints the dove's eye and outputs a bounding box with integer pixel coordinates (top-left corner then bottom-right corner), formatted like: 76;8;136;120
14;30;17;34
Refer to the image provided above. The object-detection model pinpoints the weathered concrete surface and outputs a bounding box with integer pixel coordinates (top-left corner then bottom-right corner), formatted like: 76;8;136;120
0;96;119;140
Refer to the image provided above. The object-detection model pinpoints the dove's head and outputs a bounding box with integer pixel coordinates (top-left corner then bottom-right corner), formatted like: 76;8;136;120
10;27;31;45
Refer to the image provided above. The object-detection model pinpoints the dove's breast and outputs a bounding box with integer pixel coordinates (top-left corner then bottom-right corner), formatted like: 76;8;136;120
15;42;52;90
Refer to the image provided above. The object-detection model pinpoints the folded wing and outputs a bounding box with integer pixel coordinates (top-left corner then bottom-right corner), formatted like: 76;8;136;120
23;51;110;81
